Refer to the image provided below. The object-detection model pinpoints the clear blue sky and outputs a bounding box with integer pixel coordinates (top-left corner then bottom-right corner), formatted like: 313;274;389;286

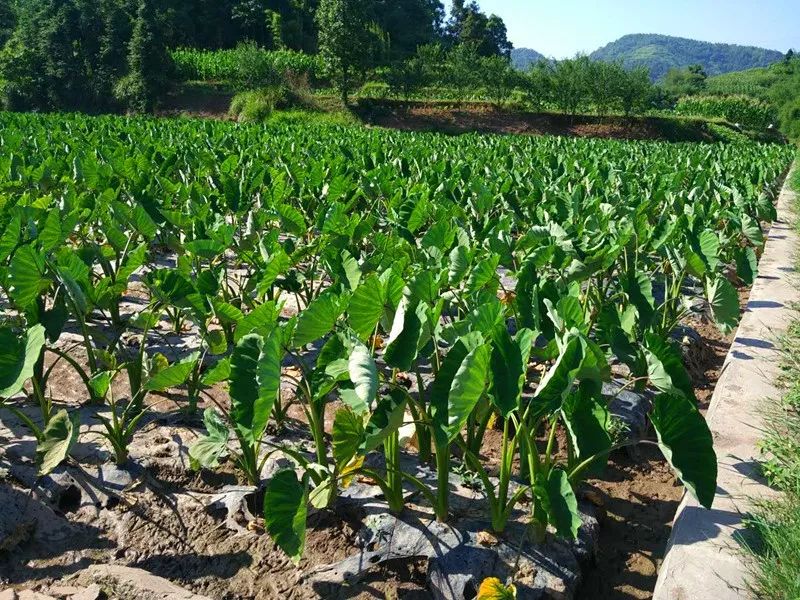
443;0;798;58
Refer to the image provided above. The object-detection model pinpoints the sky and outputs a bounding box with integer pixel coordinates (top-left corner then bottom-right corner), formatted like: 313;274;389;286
442;0;799;58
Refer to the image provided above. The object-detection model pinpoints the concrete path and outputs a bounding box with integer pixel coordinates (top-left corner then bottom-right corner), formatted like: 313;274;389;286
654;165;798;600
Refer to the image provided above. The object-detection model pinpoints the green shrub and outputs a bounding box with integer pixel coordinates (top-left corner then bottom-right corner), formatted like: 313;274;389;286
230;89;275;122
229;82;314;122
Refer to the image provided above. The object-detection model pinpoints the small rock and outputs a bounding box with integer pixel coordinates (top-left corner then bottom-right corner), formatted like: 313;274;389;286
0;589;18;600
476;531;499;547
71;585;102;600
18;591;57;600
76;565;211;600
44;587;81;599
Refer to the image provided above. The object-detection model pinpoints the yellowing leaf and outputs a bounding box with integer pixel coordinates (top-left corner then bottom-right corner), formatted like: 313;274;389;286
477;577;517;600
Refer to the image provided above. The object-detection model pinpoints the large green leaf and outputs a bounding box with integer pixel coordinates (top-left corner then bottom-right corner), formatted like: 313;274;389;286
734;247;758;286
625;271;655;328
644;333;696;401
39;209;63;251
741;214;764;247
535;468;581;539
348;343;378;408
489;325;524;417
533;335;584;414
561;387;612;476
264;469;308;564
256;329;283;430
698;230;720;271
234;301;280;343
443;343;491;443
348;274;385;340
0;324;46;399
293;292;342;348
339;250;362;291
383;297;425;371
650;394;717;509
36;409;79;476
706;275;740;335
332;407;364;468
230;332;281;444
9;245;48;309
0;213;21;263
145;352;199;392
447;245;471;286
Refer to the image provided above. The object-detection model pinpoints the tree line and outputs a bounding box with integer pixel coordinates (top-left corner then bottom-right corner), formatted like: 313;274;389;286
0;0;513;112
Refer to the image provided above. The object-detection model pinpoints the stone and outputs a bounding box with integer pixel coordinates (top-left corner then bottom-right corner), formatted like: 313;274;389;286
604;379;652;446
0;589;18;600
18;592;57;600
76;565;211;600
43;587;81;599
71;585;102;600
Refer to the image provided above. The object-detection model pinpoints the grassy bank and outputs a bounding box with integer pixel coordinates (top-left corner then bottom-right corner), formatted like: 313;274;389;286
746;163;800;599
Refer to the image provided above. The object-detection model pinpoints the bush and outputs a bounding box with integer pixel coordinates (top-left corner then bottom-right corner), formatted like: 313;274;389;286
229;83;311;122
229;89;275;122
232;41;281;91
113;74;149;113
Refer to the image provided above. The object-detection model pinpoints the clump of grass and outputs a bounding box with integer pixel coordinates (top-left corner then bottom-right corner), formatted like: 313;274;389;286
744;161;800;600
229;78;316;123
746;496;800;599
229;88;277;122
265;109;358;128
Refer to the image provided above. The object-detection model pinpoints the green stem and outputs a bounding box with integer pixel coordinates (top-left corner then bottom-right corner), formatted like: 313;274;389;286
309;398;328;468
383;430;404;513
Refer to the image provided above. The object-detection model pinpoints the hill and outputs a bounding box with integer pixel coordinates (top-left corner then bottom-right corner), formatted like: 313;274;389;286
511;47;546;71
590;34;784;80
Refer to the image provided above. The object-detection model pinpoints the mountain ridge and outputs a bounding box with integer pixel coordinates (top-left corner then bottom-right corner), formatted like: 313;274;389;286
512;34;784;80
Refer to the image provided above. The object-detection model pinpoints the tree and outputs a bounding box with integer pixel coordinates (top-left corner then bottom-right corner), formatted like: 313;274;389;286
0;0;87;110
0;0;15;46
369;0;444;62
316;0;372;104
486;14;511;59
548;56;592;117
114;0;172;113
231;0;270;46
446;0;511;58
663;64;707;96
612;65;653;116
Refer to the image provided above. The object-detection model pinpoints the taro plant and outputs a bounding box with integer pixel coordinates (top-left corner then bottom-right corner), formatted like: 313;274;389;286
189;328;284;486
0;324;80;475
92;366;148;466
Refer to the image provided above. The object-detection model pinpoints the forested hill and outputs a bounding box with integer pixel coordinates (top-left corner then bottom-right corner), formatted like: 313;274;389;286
590;34;784;80
511;47;545;70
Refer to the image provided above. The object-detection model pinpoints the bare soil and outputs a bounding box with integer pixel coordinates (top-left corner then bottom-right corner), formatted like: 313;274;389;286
353;100;718;143
155;86;753;144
